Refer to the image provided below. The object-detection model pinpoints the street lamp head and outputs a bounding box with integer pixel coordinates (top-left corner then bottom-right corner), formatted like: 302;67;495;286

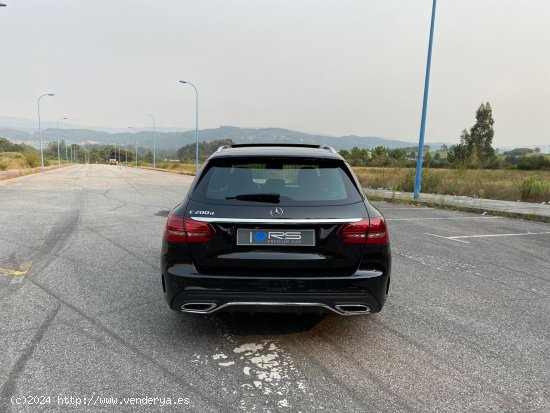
63;117;68;120
179;80;187;84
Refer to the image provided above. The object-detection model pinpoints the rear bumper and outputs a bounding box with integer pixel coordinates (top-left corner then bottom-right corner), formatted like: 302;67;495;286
163;264;390;314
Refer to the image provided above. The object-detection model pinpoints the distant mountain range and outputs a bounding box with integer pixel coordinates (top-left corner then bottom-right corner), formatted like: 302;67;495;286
0;116;189;134
2;116;547;153
0;117;451;151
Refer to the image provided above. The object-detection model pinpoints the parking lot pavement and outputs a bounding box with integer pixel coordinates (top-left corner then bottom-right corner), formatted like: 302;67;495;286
1;165;549;412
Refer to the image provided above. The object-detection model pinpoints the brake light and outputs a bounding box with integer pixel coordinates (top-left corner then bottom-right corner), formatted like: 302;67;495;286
340;217;389;245
164;216;213;243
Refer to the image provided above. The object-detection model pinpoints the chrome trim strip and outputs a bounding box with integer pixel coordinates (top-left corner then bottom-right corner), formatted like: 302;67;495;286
190;217;363;224
180;301;368;316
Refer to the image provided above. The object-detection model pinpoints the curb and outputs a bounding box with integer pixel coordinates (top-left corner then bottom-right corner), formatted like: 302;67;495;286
364;189;550;224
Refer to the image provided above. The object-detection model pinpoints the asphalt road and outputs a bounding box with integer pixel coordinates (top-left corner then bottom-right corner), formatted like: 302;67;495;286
1;165;549;412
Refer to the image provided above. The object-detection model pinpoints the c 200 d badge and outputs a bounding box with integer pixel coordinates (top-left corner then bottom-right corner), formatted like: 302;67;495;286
189;210;214;215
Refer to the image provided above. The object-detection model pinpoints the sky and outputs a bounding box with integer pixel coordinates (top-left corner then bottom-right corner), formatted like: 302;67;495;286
0;0;549;146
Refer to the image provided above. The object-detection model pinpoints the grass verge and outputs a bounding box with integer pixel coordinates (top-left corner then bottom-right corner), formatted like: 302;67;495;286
354;167;550;203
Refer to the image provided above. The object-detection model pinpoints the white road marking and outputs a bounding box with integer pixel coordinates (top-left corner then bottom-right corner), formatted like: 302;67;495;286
426;231;550;244
389;216;502;221
451;231;550;240
425;233;470;244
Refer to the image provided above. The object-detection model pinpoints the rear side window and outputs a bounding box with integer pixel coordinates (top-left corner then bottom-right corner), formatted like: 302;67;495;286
191;157;363;206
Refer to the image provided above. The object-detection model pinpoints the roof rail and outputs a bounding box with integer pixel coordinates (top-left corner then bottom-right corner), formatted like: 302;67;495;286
215;143;340;154
229;143;322;149
228;143;338;151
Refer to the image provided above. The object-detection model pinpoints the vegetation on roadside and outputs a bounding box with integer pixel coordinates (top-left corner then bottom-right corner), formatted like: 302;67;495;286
0;138;43;171
355;167;550;203
0;151;45;170
0;137;36;153
339;103;549;171
177;139;234;162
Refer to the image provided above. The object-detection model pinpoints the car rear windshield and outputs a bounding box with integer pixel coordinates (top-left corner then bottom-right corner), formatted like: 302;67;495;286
191;157;363;206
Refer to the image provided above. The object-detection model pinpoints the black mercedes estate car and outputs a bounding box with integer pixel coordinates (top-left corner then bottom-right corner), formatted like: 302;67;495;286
161;144;391;316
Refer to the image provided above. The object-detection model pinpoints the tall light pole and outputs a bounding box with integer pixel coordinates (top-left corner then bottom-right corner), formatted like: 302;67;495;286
414;0;437;200
178;80;199;175
146;114;156;169
65;140;69;163
56;117;67;166
38;93;55;170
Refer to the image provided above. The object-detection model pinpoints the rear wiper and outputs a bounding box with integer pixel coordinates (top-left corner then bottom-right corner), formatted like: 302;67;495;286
226;193;281;203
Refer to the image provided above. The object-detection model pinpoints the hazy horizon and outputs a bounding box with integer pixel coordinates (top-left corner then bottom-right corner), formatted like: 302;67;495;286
0;0;548;146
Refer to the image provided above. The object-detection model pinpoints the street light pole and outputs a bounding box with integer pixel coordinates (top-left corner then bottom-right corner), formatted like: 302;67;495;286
56;117;68;167
65;140;68;163
178;80;199;175
146;114;156;169
128;127;138;167
414;0;437;200
38;93;55;170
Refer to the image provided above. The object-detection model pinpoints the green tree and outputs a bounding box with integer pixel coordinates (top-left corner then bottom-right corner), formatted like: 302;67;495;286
448;103;496;168
370;146;388;160
422;151;433;168
177;139;234;162
389;148;406;161
469;102;495;163
347;147;369;166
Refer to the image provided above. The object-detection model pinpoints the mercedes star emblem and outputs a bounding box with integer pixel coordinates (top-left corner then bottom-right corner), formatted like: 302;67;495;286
270;207;284;218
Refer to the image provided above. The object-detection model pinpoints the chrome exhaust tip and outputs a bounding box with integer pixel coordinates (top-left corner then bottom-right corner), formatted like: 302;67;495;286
334;304;371;315
180;303;217;313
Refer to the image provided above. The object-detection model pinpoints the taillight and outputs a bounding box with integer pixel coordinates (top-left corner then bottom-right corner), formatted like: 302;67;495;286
340;217;389;245
340;218;369;244
164;216;213;243
183;217;214;242
366;217;389;245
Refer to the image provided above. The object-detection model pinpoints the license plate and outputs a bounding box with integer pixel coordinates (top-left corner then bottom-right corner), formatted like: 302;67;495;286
237;229;315;246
